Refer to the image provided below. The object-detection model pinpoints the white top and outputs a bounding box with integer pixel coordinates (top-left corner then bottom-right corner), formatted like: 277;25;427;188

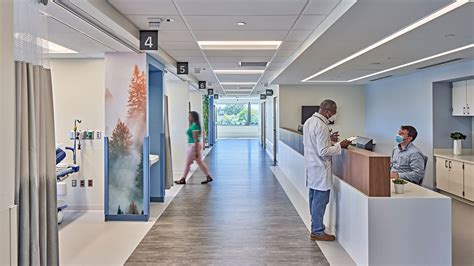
149;154;160;166
434;150;474;164
303;113;341;190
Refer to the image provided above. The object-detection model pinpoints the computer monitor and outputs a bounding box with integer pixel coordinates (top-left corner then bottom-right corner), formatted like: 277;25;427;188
356;137;374;151
301;106;319;124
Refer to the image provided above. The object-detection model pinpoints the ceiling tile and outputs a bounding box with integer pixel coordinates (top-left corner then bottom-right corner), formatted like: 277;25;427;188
159;41;200;50
158;30;195;41
166;49;204;57
217;74;261;82
185;15;297;31
304;0;341;15
286;30;312;41
109;0;178;15
293;15;326;30
193;30;287;41
279;41;303;50
176;0;307;15
204;50;276;57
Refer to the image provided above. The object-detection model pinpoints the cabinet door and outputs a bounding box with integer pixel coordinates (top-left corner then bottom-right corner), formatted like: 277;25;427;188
452;80;467;116
464;163;474;201
436;157;450;191
449;160;464;197
466;79;474;116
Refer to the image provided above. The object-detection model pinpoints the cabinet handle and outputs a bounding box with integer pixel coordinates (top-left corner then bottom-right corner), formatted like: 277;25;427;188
449;161;452;169
468;106;470;114
463;106;466;114
445;160;448;168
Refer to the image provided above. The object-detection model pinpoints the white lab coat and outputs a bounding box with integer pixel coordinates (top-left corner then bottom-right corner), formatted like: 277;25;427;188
303;113;341;191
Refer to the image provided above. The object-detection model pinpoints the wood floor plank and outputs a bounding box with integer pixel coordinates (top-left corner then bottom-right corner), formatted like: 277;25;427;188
126;139;329;265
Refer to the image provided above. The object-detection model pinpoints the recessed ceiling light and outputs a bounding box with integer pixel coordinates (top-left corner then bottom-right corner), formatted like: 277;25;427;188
198;41;282;50
214;70;265;75
166;18;175;22
237;22;246;26
221;82;257;86
444;33;456;38
302;0;469;82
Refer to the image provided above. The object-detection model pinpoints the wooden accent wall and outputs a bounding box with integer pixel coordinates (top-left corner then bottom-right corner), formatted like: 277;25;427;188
332;147;391;197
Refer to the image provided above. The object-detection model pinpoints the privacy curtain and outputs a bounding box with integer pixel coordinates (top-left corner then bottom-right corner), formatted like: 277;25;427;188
164;96;174;188
15;61;59;266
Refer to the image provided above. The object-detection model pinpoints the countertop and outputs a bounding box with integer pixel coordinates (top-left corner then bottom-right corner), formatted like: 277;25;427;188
434;150;474;164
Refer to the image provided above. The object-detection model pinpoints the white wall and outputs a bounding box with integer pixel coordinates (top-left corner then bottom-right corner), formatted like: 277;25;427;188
265;85;279;158
189;90;203;118
0;0;16;263
164;76;190;179
51;59;105;210
365;59;474;189
279;84;366;138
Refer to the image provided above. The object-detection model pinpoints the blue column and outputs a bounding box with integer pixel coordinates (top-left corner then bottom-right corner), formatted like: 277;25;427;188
148;68;165;202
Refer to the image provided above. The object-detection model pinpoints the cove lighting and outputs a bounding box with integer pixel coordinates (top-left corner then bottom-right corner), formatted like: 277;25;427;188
45;40;78;53
302;0;469;82
221;82;257;86
198;41;282;50
214;70;265;75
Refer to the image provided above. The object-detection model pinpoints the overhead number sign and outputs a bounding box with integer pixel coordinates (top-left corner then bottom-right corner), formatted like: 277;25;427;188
139;30;158;50
260;94;267;100
198;81;206;90
207;89;214;95
214;94;219;99
266;89;274;96
177;62;189;75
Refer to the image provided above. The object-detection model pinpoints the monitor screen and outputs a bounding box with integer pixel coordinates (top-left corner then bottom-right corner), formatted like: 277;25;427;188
301;106;319;124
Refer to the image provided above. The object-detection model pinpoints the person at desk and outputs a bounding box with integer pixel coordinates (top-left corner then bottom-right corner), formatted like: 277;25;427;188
390;125;425;185
303;99;351;241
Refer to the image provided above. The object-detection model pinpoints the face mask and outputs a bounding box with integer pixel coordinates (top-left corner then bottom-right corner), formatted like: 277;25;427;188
396;134;404;143
328;113;337;123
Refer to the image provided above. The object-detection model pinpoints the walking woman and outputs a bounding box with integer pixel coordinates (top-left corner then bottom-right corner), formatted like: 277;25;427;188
175;111;213;185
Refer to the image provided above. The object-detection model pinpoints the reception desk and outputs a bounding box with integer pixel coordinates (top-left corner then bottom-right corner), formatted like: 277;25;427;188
277;128;451;265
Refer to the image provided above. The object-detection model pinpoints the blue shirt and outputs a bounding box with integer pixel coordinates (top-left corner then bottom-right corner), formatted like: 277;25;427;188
391;142;425;184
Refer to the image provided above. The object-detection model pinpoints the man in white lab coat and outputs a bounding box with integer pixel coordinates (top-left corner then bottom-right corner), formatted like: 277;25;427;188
303;99;351;241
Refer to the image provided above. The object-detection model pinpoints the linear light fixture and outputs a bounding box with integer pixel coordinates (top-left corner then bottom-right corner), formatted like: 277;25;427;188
214;70;265;75
198;41;282;50
221;82;258;86
302;0;469;82
348;44;473;82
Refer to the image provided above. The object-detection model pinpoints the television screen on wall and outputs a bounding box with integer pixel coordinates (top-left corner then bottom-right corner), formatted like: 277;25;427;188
301;106;319;124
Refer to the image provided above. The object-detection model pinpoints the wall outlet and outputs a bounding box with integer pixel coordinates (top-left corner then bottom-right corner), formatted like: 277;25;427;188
88;179;93;187
96;131;102;139
80;180;85;187
72;179;77;187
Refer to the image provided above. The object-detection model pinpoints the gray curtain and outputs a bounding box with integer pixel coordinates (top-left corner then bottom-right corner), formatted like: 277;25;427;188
164;96;174;188
15;61;59;266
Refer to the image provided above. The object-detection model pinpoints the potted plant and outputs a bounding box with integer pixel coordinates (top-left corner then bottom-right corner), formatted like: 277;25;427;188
450;132;466;156
392;178;408;194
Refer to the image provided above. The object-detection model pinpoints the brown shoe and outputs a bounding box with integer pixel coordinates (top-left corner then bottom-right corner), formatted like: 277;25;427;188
310;233;336;241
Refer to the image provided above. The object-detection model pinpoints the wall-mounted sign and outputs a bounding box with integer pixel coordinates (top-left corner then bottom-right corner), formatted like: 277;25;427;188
260;94;267;100
207;89;214;95
139;30;158;50
266;89;273;96
214;94;219;99
198;81;206;90
177;62;188;75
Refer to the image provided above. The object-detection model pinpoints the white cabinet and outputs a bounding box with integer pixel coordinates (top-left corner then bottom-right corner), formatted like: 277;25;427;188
452;79;474;116
436;156;474;201
464;163;474;201
449;160;464;197
436;157;450;191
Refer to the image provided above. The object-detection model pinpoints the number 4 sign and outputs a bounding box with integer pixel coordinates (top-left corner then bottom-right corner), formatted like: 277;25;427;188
139;30;158;50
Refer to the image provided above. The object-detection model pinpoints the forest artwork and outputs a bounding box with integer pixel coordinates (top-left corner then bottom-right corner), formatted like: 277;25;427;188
105;53;147;216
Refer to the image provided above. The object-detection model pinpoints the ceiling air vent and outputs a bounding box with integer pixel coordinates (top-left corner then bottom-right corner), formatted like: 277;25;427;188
239;61;268;67
369;75;393;82
417;58;462;70
194;68;201;74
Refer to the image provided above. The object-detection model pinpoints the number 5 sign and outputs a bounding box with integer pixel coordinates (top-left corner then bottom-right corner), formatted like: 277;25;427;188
139;30;158;50
177;62;189;75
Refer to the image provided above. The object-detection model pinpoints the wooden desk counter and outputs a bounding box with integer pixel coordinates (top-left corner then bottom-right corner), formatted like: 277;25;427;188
332;146;391;197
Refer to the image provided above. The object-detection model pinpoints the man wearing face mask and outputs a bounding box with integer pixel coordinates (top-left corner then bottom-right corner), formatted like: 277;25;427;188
303;99;351;241
390;125;425;185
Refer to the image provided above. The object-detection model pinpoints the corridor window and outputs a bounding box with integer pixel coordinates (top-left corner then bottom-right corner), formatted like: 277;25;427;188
216;103;259;126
